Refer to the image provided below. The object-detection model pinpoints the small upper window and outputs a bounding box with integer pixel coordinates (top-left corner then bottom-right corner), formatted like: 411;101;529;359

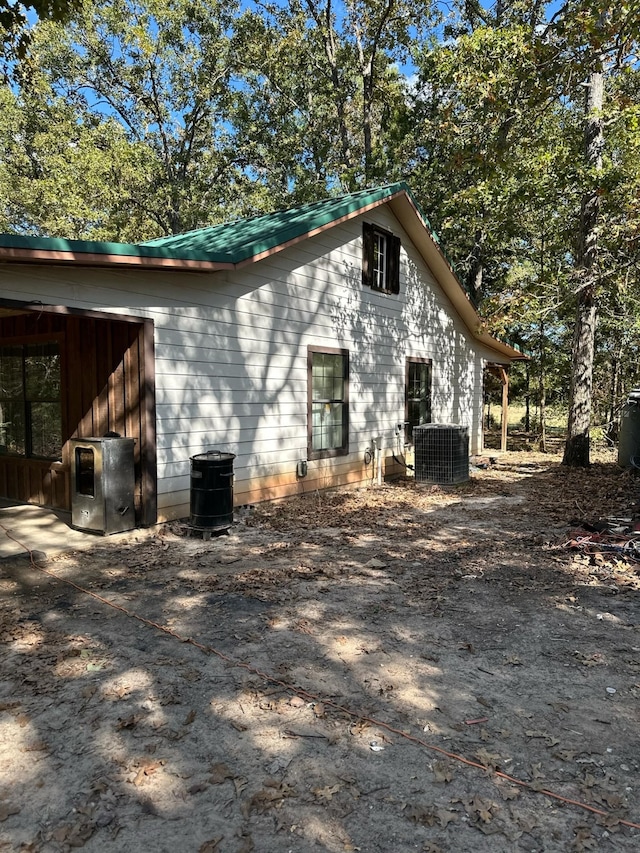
362;222;401;294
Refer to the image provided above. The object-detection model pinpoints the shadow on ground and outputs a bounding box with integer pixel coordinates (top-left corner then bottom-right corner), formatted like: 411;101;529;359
1;450;639;852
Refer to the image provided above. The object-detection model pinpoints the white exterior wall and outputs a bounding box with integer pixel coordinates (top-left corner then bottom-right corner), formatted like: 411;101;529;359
1;207;506;520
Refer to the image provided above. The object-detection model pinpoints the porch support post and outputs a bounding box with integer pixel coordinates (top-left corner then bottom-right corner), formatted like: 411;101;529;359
500;367;509;452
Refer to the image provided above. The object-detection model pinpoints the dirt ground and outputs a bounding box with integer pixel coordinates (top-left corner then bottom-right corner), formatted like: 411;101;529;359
1;448;639;853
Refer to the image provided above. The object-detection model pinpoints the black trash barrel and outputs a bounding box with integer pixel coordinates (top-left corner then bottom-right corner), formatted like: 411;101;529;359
190;451;236;534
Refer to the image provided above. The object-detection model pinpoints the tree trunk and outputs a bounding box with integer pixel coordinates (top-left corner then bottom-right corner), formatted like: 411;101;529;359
538;320;547;452
563;64;603;467
524;361;530;432
304;1;353;180
606;350;621;445
362;67;373;182
466;228;484;305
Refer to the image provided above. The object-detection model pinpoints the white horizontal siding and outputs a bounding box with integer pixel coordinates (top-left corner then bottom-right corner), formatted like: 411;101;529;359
2;204;501;514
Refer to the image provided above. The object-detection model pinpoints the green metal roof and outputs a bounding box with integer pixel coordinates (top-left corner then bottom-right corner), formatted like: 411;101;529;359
0;182;416;264
0;233;165;258
139;182;412;262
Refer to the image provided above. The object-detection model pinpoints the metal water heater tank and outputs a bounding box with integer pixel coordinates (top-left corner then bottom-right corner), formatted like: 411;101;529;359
70;436;136;534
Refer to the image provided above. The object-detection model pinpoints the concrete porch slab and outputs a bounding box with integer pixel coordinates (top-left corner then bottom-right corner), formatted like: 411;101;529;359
0;502;130;560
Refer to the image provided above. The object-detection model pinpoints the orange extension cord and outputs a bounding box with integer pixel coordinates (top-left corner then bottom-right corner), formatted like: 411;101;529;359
2;521;639;833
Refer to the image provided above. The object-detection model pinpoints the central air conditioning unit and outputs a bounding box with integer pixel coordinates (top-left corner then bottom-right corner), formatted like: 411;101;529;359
414;424;469;485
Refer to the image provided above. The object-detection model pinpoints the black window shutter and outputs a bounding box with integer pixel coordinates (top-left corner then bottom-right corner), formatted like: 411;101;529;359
362;222;374;289
388;234;401;294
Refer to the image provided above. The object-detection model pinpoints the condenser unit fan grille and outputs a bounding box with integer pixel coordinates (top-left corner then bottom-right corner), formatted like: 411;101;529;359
414;424;469;485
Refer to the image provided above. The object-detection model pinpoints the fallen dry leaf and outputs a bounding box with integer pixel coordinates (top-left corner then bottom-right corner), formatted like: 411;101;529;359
209;762;234;784
116;714;141;730
432;761;454;783
198;838;223;853
313;783;342;801
474;748;504;769
0;803;20;821
236;832;254;853
405;804;437;826
437;809;457;828
497;784;521;801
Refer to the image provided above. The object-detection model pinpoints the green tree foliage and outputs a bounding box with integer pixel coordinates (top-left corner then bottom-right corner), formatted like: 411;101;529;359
232;0;432;195
0;0;77;72
0;0;639;452
2;0;270;238
409;22;561;303
408;1;639;462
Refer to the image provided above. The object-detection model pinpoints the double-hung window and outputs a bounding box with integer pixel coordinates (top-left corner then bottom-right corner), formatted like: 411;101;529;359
405;358;432;444
0;341;62;460
308;347;349;459
362;222;401;294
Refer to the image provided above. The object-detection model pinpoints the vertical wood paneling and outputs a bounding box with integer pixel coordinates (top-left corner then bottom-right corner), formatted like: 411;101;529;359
65;318;82;441
28;464;42;504
109;323;127;436
0;310;154;520
79;318;96;436
95;322;110;437
139;321;157;527
6;465;17;501
124;328;140;441
124;329;141;515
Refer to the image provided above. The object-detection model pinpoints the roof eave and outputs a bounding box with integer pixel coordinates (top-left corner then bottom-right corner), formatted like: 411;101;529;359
0;246;233;271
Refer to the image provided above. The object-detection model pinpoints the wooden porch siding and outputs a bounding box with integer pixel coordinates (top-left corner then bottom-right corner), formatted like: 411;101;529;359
0;311;155;520
0;457;68;508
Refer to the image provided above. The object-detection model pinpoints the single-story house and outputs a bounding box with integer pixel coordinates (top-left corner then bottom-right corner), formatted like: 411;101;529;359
0;182;522;527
